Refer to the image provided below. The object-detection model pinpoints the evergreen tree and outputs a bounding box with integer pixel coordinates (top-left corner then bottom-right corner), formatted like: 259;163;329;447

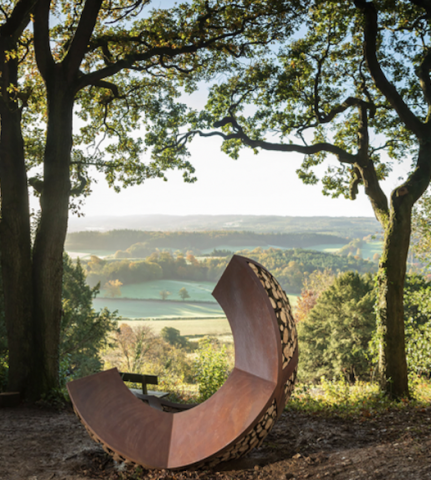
60;256;118;379
298;272;375;383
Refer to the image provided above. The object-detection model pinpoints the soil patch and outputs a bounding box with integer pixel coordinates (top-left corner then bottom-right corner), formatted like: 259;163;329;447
1;404;431;480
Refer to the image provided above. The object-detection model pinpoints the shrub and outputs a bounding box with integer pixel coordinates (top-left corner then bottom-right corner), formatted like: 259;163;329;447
194;338;230;401
298;272;375;383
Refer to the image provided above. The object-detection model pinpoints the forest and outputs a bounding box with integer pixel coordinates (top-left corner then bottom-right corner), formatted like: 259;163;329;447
67;214;383;238
66;229;349;254
83;246;377;294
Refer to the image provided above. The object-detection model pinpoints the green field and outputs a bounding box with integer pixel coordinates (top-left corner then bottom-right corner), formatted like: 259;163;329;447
102;279;216;302
201;245;265;254
361;241;383;260
93;298;224;319
67;249;117;259
94;288;298;319
120;317;232;338
307;243;346;253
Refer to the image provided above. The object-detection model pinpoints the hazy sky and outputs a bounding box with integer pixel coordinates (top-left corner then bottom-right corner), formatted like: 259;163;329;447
61;133;412;220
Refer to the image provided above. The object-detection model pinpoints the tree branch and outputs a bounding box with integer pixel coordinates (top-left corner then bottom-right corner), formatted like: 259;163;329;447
63;0;104;79
87;79;119;97
354;0;427;138
410;0;431;20
33;0;55;80
0;0;37;40
75;28;250;91
416;49;431;115
357;158;389;222
186;123;357;165
319;96;375;124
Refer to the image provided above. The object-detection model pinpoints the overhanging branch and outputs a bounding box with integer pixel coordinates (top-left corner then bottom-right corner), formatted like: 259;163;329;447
354;0;427;138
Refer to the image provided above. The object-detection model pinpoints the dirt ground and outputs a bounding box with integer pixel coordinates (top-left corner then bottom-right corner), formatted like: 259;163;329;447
1;403;431;480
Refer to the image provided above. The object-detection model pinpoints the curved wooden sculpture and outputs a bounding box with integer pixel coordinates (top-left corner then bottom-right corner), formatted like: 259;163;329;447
67;255;298;469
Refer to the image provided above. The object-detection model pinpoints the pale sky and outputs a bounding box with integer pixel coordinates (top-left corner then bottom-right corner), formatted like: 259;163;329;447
31;0;415;223
62;134;412;220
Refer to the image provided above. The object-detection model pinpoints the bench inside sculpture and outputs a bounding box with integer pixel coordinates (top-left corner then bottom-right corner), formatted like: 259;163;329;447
67;255;298;469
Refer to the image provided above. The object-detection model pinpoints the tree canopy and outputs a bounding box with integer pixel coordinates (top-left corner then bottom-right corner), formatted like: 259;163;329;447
0;0;306;399
298;271;376;383
157;0;431;398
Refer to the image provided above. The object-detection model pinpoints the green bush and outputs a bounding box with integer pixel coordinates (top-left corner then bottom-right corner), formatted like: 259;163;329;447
194;338;230;401
300;271;431;384
298;272;375;383
400;275;431;377
61;255;119;380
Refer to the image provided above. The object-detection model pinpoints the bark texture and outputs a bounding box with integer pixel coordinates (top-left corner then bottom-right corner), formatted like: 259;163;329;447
0;106;33;396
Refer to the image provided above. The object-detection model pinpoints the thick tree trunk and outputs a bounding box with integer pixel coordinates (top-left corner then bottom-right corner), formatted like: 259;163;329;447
376;144;431;399
28;80;74;398
377;204;411;398
0;108;33;395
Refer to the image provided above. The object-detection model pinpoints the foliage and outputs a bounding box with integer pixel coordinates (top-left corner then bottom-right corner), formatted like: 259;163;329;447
244;248;375;294
158;0;431;397
159;290;171;301
85;246;375;294
296;268;336;322
338;239;364;257
298;272;376;383
194;337;230;401
106;323;195;394
0;255;118;391
368;275;431;378
66;230;348;253
300;271;431;384
412;191;431;271
287;377;431;418
110;324;158;373
67;216;382;239
60;256;119;379
160;327;192;350
103;279;123;298
402;276;431;377
178;287;191;301
2;0;310;399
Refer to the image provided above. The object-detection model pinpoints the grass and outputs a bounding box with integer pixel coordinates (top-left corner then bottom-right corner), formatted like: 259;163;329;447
286;376;431;418
306;243;346;253
200;245;264;254
66;249;117;259
93;297;224;319
286;293;298;307
101;279;217;302
360;241;383;260
119;317;231;338
98;279;298;312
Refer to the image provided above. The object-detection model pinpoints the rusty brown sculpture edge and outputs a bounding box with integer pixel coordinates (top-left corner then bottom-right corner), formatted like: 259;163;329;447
67;254;298;470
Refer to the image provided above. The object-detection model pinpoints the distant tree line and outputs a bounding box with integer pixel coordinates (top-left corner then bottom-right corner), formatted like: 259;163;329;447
84;251;229;289
66;230;349;255
84;248;376;294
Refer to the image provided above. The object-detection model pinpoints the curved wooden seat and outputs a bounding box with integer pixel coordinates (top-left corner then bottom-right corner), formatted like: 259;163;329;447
67;255;298;469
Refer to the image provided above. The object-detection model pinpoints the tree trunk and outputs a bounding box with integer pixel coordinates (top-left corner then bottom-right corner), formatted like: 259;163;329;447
0;107;33;396
28;79;74;398
376;144;431;399
377;203;411;398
